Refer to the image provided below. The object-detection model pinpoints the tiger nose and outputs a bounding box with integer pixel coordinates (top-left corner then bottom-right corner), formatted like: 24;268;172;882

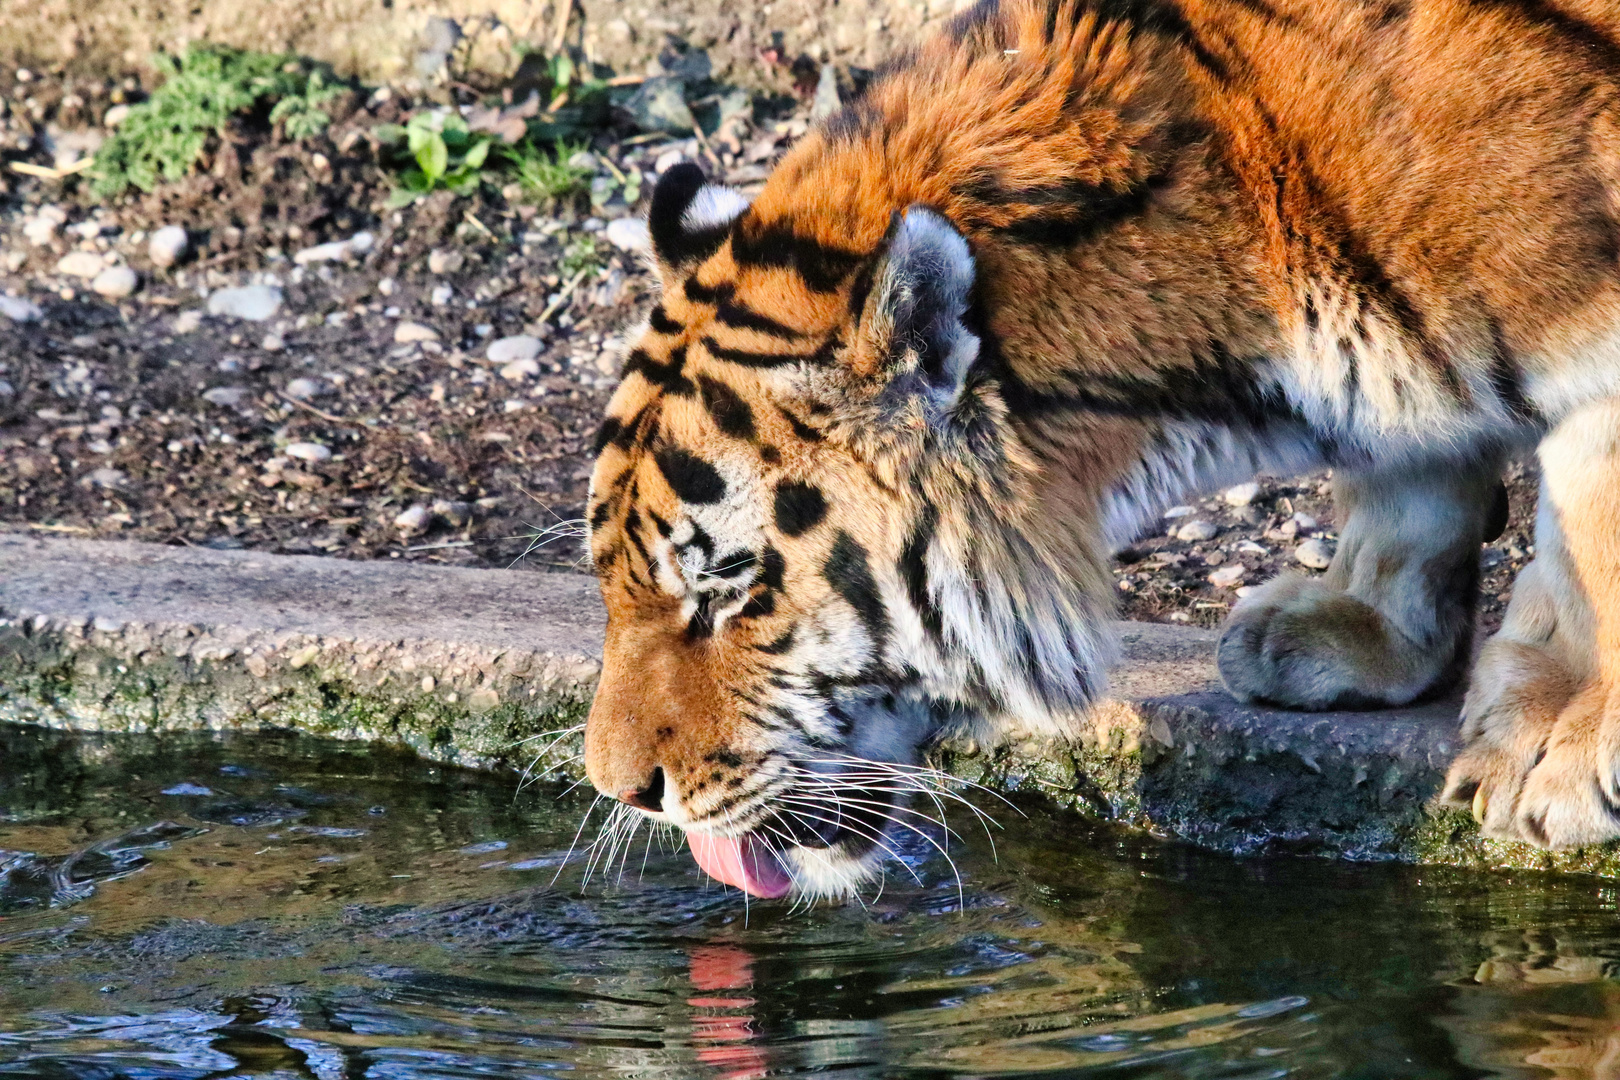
617;765;666;813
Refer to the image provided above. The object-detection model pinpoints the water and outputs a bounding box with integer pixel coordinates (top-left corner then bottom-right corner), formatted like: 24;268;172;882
3;723;1620;1079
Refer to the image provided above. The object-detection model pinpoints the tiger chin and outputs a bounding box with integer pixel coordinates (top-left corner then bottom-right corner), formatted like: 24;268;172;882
582;0;1620;899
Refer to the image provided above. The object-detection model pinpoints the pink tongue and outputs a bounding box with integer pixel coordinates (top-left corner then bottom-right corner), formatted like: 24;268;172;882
688;832;793;898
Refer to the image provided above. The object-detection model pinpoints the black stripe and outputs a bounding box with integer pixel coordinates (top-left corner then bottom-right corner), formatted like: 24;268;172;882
716;298;805;339
823;531;890;648
1468;0;1620;72
697;374;758;440
590;418;622;456
731;222;864;293
776;407;824;442
756;629;795;654
759;545;786;591
649;162;732;266
773;481;828;537
898;503;944;645
737;590;776;619
701;336;830;368
1487;315;1540;423
622;344;696;396
647;304;683;336
988;177;1167;248
655;447;727;504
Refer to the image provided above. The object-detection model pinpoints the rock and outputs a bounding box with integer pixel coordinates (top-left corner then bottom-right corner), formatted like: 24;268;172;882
431;499;471;527
23;206;65;246
1223;482;1261;506
0;295;43;323
595;350;620;377
284;442;332;463
394;321;440;344
0;380;12;398
812;62;842;120
84;467;126;489
1176;519;1219;543
91;265;138;299
173;310;204;334
148;225;189;268
103;103;131;128
487;334;541;364
605;217;651;255
654;148;685;174
260;333;284;352
55;251;105;279
1208;563;1247;589
284;377;333;401
1295;539;1335;569
202;387;248;408
394;504;431;535
1163;505;1196;519
430;284;453;306
427;248;464;275
624;76;697;134
500;358;541;381
1293;512;1319;531
293;231;376;265
207;285;282;321
567;150;598;172
503;398;527;413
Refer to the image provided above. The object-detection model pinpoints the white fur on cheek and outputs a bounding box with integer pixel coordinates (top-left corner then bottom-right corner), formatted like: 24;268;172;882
681;184;751;231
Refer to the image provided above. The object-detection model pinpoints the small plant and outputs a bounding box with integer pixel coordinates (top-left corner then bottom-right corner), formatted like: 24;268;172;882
90;46;348;197
375;111;496;206
500;139;592;203
560;233;602;278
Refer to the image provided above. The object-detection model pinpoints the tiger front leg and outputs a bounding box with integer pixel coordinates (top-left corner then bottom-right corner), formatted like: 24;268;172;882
1215;455;1506;710
1444;400;1620;848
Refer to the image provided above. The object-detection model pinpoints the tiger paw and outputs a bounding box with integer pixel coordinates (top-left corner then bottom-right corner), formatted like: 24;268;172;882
1216;574;1459;710
1501;683;1620;848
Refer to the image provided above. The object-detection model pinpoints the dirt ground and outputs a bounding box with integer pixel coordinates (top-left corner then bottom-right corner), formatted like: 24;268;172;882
0;64;1538;630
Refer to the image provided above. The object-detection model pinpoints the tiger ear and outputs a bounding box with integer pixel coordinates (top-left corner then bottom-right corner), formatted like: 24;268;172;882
859;206;980;419
648;161;750;269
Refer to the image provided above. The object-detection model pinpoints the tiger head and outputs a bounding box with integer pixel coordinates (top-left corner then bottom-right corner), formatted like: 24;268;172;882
580;158;1119;899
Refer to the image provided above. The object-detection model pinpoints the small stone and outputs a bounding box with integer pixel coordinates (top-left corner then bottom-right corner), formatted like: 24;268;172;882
595;350;620;377
503;398;527;413
654;148;684;174
468;687;500;714
1175;519;1219;543
0;295;42;323
91;265;138;298
0;380;13;398
394;321;440;344
487;334;542;364
84;467;126;489
294;230;375;265
500;357;542;382
207;285;283;321
811;62;842;119
430;284;453;306
55;250;105;279
148;225;189;268
605;217;651;254
1293;512;1319;531
1163;505;1196;519
1295;538;1334;569
162;782;214;796
377;277;396;296
284;377;332;401
261;333;284;351
1223;481;1260;506
284;442;332;463
103;103;131;127
394;504;431;534
1208;563;1246;588
427;248;465;275
431;499;471;526
202;386;248;407
1235;585;1256;599
173;310;204;334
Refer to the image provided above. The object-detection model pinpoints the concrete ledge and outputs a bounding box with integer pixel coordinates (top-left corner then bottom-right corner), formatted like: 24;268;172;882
2;531;1616;877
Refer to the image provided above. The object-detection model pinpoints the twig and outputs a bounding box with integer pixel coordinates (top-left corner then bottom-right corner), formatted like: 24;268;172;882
27;521;91;534
537;267;588;323
690;122;723;172
277;389;364;426
406;539;477;552
550;0;574;52
606;74;647;87
462;211;496;241
10;157;95;180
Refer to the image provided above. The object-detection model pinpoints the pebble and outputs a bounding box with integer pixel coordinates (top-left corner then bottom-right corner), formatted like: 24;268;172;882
487;334;541;363
55;251;105;279
500;357;541;381
1176;519;1219;542
202;386;248;407
207;285;283;321
284;441;332;463
261;333;284;351
394;321;440;344
148;225;189;268
502;398;527;413
431;499;472;527
394;504;431;534
23;206;65;246
430;284;454;306
654;148;685;173
0;295;43;322
1223;481;1260;506
1235;585;1256;599
0;380;12;397
428;248;465;275
1294;538;1335;569
1163;505;1196;519
103;103;131;128
284;377;332;401
605;217;651;255
84;467;126;489
293;230;376;265
91;265;139;299
1292;512;1319;531
1208;563;1247;588
173;310;204;334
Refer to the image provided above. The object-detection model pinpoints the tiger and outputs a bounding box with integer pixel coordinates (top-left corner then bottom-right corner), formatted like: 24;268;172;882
581;0;1620;899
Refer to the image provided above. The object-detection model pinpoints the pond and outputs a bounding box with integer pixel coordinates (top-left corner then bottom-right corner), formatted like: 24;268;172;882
2;721;1619;1079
